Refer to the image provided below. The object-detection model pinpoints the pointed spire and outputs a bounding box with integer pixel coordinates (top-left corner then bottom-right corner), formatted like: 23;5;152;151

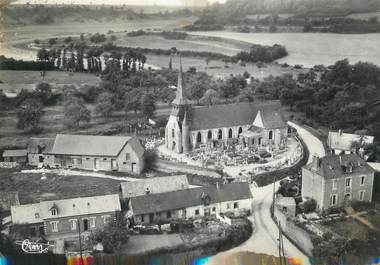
172;56;187;105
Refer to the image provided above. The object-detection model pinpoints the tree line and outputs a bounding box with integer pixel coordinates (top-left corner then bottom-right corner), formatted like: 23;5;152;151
0;56;56;71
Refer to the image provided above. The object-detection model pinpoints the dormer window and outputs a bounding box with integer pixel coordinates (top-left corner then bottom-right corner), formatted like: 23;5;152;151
51;208;57;216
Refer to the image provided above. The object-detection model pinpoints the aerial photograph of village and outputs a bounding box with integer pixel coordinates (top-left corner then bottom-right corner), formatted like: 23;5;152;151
0;0;380;264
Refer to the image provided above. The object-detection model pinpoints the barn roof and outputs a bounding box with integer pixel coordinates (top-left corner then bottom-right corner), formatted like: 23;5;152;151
49;134;136;157
130;183;252;215
2;149;27;157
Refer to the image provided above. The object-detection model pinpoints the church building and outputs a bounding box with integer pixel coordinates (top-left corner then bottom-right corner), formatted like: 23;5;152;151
165;62;288;154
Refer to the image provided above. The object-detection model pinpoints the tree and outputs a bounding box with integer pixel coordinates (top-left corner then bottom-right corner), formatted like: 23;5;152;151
89;223;129;254
64;36;73;44
94;92;116;118
48;38;57;45
124;89;142;113
35;82;52;105
64;96;91;128
17;98;43;130
141;93;156;118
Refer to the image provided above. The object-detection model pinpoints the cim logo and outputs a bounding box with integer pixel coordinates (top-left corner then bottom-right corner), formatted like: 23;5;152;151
15;239;54;254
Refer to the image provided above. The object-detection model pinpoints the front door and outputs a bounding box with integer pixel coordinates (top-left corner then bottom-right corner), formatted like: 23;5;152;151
111;159;118;170
94;159;100;169
149;213;154;223
131;163;136;173
204;208;211;216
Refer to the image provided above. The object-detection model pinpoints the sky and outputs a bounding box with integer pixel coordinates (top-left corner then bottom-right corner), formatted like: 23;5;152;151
12;0;226;6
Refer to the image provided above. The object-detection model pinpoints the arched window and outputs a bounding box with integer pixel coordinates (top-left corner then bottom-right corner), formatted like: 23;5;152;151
269;130;273;140
207;130;212;139
197;132;202;143
228;128;233;138
218;129;223;140
238;127;243;135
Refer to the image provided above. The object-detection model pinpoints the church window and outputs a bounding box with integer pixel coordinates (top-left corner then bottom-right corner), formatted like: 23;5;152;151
197;132;202;143
269;130;273;140
218;129;223;140
238;127;243;135
207;130;212;139
228;128;233;138
172;129;175;138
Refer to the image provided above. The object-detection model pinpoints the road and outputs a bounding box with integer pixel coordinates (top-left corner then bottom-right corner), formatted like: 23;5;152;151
206;122;326;265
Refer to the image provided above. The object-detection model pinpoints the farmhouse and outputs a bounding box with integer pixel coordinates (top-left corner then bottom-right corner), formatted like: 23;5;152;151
11;194;121;238
165;63;288;154
302;154;375;211
327;130;374;155
45;134;145;174
129;182;253;224
2;149;27;163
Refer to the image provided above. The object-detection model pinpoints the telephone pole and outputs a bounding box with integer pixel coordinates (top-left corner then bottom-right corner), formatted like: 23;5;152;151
77;219;83;264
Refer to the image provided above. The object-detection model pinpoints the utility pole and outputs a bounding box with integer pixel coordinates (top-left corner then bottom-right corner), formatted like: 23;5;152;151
272;174;276;215
278;221;287;265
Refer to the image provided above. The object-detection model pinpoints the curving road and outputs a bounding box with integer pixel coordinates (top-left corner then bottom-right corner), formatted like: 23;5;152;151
206;122;326;265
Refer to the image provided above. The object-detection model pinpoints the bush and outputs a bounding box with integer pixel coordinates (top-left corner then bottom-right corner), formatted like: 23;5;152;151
350;200;373;212
300;198;317;213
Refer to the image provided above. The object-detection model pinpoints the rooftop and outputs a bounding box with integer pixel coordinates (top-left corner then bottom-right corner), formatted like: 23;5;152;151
304;154;375;179
11;194;121;224
130;182;252;216
120;175;189;199
189;101;284;131
2;149;27;157
49;134;135;157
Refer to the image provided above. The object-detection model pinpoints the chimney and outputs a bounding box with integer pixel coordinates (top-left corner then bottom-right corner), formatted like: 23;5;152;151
311;155;320;170
339;129;343;136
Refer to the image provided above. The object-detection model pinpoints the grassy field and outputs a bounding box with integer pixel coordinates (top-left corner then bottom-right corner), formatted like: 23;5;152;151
0;168;122;204
114;34;251;56
326;218;370;241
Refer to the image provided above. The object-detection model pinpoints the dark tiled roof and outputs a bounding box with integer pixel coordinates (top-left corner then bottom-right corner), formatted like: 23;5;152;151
130;183;252;215
27;138;55;154
189;101;283;131
304;154;375;179
49;134;143;157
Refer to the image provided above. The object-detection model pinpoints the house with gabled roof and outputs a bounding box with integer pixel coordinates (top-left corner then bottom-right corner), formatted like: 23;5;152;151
302;154;375;211
129;182;253;224
165;61;288;153
11;194;121;238
44;134;145;174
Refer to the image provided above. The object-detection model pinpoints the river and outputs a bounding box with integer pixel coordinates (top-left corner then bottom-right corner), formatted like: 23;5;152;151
191;31;380;67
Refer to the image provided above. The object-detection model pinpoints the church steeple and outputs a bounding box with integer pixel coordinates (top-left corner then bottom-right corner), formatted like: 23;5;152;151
172;57;188;106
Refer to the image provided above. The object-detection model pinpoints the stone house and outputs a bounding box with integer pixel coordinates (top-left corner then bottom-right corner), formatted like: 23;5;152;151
46;134;145;174
11;194;121;238
302;154;375;211
27;138;55;166
129;183;253;225
165;62;288;154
